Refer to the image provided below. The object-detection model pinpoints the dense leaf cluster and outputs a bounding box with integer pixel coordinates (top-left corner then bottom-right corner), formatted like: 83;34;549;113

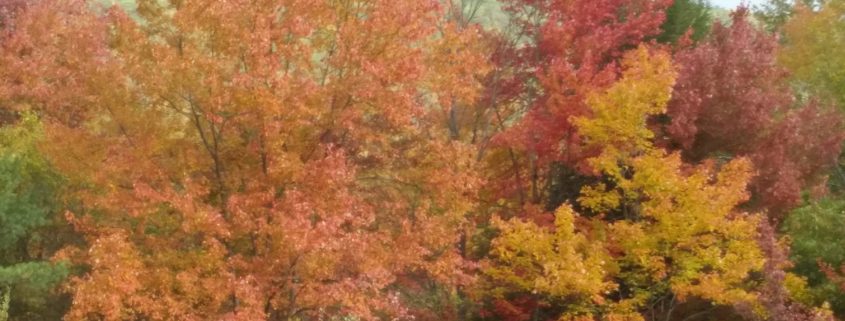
0;0;844;321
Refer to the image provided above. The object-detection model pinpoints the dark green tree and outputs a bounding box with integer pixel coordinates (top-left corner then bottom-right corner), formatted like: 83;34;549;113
0;114;68;321
658;0;712;43
784;197;845;317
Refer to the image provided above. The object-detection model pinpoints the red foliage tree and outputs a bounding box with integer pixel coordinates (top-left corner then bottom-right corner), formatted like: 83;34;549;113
664;8;843;218
504;0;669;161
481;0;672;211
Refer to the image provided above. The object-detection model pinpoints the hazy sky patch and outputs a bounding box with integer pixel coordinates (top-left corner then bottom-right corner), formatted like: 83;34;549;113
710;0;766;8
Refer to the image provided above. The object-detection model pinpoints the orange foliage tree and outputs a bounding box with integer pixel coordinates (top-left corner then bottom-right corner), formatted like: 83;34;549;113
0;0;489;319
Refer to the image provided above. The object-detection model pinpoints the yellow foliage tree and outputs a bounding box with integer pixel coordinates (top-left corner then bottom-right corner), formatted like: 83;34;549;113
483;47;765;320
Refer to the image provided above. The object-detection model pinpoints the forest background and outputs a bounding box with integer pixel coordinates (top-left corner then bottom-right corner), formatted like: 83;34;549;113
2;0;845;321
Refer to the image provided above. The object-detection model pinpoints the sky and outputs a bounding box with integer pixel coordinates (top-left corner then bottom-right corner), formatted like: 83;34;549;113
709;0;766;8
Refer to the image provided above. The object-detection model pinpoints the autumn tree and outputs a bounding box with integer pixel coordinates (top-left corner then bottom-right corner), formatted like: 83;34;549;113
466;2;676;317
0;0;25;30
3;1;845;321
480;47;767;321
656;9;842;321
0;4;77;319
0;0;26;126
477;0;673;222
780;0;845;109
663;8;843;218
0;0;489;320
754;0;823;33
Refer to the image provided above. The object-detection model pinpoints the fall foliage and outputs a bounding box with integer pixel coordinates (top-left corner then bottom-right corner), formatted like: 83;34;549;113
665;8;843;218
0;0;844;321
